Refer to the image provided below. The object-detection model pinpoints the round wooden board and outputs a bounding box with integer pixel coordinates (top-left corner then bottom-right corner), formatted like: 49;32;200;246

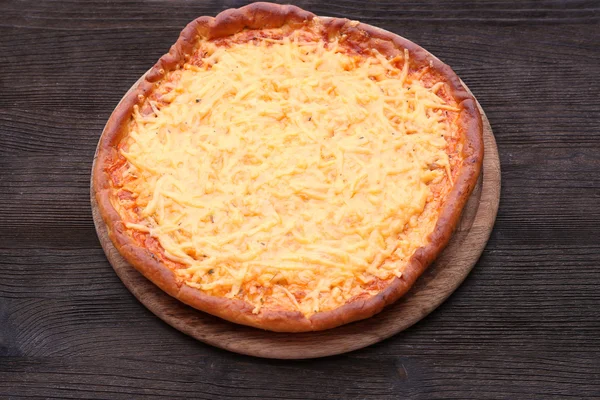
91;74;500;360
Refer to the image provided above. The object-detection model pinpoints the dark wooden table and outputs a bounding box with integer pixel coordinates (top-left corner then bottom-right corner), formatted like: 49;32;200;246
1;1;599;398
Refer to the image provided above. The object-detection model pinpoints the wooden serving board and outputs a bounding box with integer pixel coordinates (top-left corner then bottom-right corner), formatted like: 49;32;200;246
91;74;500;359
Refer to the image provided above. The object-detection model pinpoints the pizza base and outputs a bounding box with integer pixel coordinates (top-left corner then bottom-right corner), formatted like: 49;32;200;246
93;2;483;332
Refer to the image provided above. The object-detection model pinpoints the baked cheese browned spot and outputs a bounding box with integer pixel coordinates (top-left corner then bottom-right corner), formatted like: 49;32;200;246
111;32;460;316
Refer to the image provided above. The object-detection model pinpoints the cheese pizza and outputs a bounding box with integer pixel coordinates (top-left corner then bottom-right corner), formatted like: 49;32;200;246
93;2;483;332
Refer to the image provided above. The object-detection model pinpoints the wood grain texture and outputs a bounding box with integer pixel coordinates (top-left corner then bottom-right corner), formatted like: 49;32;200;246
1;0;599;397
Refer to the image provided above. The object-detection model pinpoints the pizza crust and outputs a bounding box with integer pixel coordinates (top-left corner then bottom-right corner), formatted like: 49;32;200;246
93;2;483;332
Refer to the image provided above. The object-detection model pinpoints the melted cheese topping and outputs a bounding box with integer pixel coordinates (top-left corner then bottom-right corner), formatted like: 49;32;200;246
114;32;458;316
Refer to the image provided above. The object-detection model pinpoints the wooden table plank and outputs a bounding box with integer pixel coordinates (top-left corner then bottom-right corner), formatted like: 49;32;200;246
0;354;598;399
1;0;599;398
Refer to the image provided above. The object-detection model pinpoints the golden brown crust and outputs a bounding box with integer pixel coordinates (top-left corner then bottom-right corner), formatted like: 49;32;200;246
92;2;483;332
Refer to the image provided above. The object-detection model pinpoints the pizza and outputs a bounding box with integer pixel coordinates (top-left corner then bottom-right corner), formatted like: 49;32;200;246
93;2;483;332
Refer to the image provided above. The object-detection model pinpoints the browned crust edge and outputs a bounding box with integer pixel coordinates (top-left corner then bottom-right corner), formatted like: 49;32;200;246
92;2;483;332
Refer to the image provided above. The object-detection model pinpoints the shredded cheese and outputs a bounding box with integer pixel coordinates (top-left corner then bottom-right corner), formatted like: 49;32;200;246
113;31;457;316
